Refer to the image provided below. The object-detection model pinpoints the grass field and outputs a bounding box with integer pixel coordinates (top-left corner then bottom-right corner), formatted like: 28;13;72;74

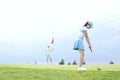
0;64;120;80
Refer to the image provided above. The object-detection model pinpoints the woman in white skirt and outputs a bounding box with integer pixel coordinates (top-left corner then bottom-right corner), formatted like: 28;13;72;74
73;21;93;71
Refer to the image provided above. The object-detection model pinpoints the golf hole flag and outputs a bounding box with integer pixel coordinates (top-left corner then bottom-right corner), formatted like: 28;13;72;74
51;37;54;44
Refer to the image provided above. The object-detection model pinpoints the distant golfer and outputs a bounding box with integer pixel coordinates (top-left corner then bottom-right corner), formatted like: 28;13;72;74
73;21;93;71
46;45;54;64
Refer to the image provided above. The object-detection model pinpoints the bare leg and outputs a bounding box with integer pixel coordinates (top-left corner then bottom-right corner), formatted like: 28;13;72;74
78;49;84;68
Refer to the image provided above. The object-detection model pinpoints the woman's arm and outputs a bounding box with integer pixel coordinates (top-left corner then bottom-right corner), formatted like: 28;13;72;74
84;31;92;49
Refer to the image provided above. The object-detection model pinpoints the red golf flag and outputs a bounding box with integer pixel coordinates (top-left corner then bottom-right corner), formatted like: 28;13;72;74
51;37;54;44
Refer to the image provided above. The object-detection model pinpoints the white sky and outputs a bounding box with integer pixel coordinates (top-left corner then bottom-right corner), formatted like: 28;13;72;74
0;0;120;40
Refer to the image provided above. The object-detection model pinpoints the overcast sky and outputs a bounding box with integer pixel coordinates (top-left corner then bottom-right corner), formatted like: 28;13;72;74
0;0;120;64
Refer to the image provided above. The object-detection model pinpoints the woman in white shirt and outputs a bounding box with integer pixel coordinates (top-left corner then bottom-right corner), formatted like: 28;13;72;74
46;45;54;64
73;21;93;71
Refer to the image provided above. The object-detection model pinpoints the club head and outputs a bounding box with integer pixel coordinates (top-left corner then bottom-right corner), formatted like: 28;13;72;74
97;67;101;70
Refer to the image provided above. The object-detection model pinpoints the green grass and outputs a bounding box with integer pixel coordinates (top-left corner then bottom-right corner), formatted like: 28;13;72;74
0;64;120;80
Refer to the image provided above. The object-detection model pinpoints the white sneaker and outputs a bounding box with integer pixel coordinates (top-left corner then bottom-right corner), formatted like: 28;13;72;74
78;67;86;71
